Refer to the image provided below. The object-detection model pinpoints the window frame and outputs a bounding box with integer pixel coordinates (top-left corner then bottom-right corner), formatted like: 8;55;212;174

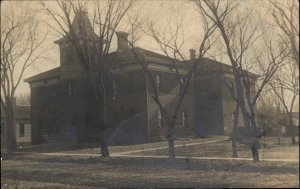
19;123;25;137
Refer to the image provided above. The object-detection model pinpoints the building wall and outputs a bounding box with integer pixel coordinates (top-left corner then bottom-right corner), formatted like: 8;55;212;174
106;70;149;145
193;74;224;136
146;70;196;141
220;75;259;135
16;121;31;143
220;77;245;135
30;77;102;143
31;82;61;143
29;39;260;144
1;120;31;144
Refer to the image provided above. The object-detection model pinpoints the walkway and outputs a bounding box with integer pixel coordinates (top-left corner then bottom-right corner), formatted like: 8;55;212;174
12;137;299;162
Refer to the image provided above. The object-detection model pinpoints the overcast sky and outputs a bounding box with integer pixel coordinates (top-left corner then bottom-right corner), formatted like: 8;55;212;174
0;0;283;97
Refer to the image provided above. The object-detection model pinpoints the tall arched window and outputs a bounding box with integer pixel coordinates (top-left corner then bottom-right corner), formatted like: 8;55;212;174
156;74;160;93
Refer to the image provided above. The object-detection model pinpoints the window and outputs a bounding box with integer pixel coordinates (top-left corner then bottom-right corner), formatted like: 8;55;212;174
128;108;137;117
156;74;160;93
157;109;163;128
68;82;74;96
182;111;188;127
1;122;3;136
112;79;117;100
19;123;25;137
85;114;92;124
128;75;138;93
210;92;218;100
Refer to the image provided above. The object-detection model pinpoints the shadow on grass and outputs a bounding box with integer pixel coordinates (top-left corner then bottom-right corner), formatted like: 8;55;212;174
1;168;235;189
6;154;299;175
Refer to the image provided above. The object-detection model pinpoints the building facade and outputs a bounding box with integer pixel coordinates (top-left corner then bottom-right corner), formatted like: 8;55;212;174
1;104;31;146
24;11;257;145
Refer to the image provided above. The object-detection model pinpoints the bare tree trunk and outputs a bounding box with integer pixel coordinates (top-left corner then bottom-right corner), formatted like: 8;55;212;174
6;101;17;152
287;112;296;145
1;2;47;152
250;137;260;162
167;126;175;160
231;104;239;158
249;112;260;162
251;146;259;162
100;137;109;157
99;82;109;157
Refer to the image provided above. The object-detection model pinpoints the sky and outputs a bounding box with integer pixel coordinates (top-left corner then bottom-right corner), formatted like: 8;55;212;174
1;0;298;111
1;0;208;96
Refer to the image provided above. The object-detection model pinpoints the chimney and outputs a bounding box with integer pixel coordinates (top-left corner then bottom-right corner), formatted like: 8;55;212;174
117;31;129;51
189;49;196;60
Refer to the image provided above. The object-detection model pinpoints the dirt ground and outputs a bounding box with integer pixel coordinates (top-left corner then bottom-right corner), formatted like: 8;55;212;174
1;136;299;188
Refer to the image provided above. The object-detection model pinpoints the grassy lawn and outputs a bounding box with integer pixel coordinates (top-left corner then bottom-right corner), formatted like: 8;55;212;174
132;137;299;160
1;136;299;188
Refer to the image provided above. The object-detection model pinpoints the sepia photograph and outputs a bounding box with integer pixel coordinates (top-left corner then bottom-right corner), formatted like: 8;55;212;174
1;0;299;188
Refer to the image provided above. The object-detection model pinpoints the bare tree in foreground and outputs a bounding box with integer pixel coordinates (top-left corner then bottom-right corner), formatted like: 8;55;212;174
222;77;239;157
125;9;217;159
194;0;286;162
42;0;135;157
1;2;47;151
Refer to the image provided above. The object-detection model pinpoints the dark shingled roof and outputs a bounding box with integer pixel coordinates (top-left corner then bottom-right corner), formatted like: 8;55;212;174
23;46;259;83
24;67;60;83
184;57;260;78
107;47;183;67
135;47;176;62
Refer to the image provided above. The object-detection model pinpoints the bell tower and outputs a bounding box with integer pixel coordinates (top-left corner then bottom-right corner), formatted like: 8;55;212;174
54;10;98;80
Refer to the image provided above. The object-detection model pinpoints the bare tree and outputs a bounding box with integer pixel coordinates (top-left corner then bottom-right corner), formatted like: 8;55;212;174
256;91;285;145
269;0;299;69
222;76;239;158
268;0;299;145
16;93;31;105
124;8;217;159
194;0;286;162
269;61;299;145
41;0;135;157
1;2;47;151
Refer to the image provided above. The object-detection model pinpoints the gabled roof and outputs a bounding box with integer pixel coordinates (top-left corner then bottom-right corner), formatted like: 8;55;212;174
24;67;60;83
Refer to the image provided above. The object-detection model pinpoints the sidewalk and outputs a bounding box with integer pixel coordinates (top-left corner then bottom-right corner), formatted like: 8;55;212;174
12;137;299;162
